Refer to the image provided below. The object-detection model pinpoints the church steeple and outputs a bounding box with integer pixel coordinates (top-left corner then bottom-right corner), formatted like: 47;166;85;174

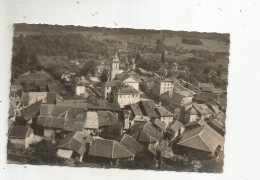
110;50;120;80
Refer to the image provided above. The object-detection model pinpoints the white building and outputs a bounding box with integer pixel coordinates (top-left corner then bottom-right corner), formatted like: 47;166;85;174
153;77;174;97
114;86;140;108
76;80;86;96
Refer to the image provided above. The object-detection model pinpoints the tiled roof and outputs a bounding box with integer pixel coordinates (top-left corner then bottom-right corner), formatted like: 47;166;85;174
20;100;42;121
56;131;92;155
130;103;143;116
192;103;213;115
56;100;88;108
170;120;184;132
40;104;69;117
198;82;214;89
170;92;184;107
117;86;140;95
120;134;143;154
154;119;167;130
177;124;224;153
138;101;159;118
97;111;118;128
196;92;220;102
88;139;134;159
105;80;118;87
8;125;33;139
155;106;174;117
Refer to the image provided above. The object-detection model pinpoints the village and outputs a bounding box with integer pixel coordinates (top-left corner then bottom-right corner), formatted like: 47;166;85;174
8;50;226;172
7;25;228;172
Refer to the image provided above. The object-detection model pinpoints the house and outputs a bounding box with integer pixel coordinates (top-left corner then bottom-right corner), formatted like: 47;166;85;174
20;100;42;124
99;122;123;140
168;120;185;139
113;85;140;108
8;125;33;149
153;119;167;132
75;80;88;97
97;111;118;128
115;71;140;91
176;124;224;159
88;138;136;166
84;111;99;135
119;134;143;155
192;103;214;121
197;82;214;90
184;106;199;124
56;131;93;162
196;92;220;104
128;121;163;147
155;105;174;127
37;105;87;139
138;101;159;119
153;77;174;97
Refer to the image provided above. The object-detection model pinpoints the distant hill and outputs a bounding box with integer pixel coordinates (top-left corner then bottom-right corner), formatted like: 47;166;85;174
14;23;230;44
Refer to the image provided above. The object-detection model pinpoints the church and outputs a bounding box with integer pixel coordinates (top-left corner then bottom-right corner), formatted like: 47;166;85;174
103;51;141;107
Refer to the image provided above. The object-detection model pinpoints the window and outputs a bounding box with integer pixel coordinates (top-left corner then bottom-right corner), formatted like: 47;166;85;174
133;95;134;98
119;95;121;98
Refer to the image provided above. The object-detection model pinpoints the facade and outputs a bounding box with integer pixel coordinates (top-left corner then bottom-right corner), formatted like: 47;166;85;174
8;125;34;149
153;77;174;97
114;86;140;108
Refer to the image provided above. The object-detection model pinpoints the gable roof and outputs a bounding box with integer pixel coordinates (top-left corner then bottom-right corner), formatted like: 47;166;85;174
97;111;118;127
120;134;143;154
129;103;144;116
40;104;69;117
88;139;134;159
117;86;140;95
177;124;224;153
154;119;167;130
192;103;213;115
170;92;185;107
138;101;159;118
198;82;214;89
8;125;33;139
56;131;92;155
196;92;220;102
155;106;174;117
170;120;184;132
56;100;87;108
20;100;42;121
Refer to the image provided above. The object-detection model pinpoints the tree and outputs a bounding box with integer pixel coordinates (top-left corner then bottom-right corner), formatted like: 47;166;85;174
81;60;96;76
100;68;109;82
203;67;210;74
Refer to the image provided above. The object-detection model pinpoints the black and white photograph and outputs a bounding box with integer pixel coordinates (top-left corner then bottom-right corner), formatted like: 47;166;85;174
1;0;260;180
7;23;229;173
